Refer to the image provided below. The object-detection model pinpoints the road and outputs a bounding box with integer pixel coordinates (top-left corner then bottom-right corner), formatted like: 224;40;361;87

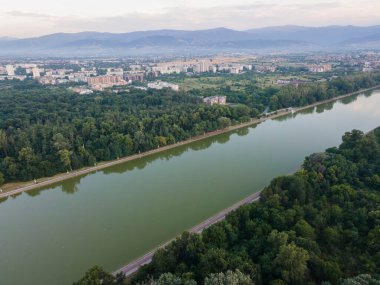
113;191;261;277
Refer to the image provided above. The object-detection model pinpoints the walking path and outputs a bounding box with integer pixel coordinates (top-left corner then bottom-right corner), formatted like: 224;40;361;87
1;85;378;199
113;191;261;277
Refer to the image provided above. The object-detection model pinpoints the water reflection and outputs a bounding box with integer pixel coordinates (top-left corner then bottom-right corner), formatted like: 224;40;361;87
10;92;376;199
26;173;89;197
0;197;8;204
103;132;237;175
274;93;371;122
340;94;360;105
61;176;82;194
16;130;243;195
236;126;251;137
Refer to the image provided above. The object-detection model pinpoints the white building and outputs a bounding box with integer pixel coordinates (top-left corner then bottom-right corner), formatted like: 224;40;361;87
107;68;124;76
147;81;179;91
32;67;40;79
308;64;332;73
6;65;15;76
194;60;212;73
203;96;227;106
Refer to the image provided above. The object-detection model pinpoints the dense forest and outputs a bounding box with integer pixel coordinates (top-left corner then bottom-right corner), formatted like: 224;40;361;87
0;82;252;184
186;72;380;111
75;127;380;285
0;72;380;185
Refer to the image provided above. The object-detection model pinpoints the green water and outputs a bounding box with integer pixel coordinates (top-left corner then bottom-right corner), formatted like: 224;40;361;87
1;91;380;285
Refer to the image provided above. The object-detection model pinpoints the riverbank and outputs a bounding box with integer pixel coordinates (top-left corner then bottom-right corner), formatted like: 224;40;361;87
1;85;379;199
114;191;262;277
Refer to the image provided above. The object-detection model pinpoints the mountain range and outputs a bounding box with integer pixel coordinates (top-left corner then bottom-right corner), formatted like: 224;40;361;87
0;25;379;57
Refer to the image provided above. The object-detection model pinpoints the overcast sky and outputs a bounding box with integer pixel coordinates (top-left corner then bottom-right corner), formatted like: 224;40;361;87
2;0;380;37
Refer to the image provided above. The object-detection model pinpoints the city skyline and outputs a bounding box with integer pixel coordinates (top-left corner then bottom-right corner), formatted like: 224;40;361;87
2;0;380;37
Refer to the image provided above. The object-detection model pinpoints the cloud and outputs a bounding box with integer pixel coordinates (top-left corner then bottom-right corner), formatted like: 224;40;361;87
6;10;52;19
1;1;380;37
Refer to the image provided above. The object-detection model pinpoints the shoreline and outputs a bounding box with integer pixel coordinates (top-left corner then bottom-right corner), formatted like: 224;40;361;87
1;85;379;199
114;191;262;277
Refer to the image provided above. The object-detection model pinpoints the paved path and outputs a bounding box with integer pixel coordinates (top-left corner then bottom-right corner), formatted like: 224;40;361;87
1;85;378;199
113;191;261;277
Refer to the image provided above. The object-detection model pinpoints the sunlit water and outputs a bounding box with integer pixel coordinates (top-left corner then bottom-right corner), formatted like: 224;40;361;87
0;91;379;285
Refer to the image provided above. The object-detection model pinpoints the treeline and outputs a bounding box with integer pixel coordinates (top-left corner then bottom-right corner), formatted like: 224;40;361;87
0;85;251;184
1;73;380;185
130;128;380;285
268;73;380;110
188;72;380;112
76;127;380;284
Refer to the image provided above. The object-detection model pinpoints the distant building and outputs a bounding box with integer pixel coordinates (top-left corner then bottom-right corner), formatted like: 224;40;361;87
230;67;241;74
123;72;145;82
106;68;124;76
32;67;40;79
152;65;181;74
0;66;6;75
147;81;179;91
203;96;227;106
6;65;15;76
255;65;276;73
194;60;211;73
87;75;127;90
308;64;332;73
70;87;94;95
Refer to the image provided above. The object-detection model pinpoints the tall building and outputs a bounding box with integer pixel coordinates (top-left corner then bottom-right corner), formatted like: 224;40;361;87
87;75;123;85
203;96;227;106
308;64;332;73
87;75;126;90
195;60;211;73
123;73;145;82
32;67;40;79
6;65;15;76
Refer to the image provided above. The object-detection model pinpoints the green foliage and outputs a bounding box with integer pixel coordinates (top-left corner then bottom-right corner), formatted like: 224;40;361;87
274;243;309;284
73;266;124;285
1;73;379;185
204;270;254;285
128;128;380;285
155;273;197;285
0;84;248;183
340;274;380;285
0;171;4;186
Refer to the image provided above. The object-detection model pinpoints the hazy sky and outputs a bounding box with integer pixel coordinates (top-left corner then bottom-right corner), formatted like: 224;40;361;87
2;0;380;37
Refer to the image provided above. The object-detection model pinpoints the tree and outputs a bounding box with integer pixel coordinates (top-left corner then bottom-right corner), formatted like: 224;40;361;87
275;243;309;284
156;273;197;285
340;274;380;285
217;117;231;129
0;130;8;156
367;226;380;252
294;219;315;239
0;171;4;186
59;149;72;171
52;133;70;151
204;270;254;285
73;265;124;285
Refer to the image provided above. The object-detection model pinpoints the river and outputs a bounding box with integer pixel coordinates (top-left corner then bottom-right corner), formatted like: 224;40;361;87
0;90;379;285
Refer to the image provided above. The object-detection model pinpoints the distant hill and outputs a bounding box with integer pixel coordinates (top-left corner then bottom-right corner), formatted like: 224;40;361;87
0;37;18;41
245;25;380;45
0;26;379;56
341;32;380;48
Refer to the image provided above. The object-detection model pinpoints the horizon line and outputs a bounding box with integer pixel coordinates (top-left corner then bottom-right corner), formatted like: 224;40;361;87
2;24;380;39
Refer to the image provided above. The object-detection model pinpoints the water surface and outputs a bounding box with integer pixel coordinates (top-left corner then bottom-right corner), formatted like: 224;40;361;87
0;91;379;285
